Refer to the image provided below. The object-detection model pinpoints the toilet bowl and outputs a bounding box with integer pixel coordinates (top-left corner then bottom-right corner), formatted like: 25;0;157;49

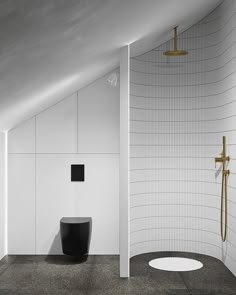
60;217;92;256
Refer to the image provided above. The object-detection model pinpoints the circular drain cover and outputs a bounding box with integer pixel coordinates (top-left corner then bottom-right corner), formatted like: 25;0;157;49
149;257;203;272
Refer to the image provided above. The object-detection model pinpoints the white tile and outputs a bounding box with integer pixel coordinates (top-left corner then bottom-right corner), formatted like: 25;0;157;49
36;93;77;153
128;2;234;263
8;154;35;254
77;72;119;153
8;117;35;153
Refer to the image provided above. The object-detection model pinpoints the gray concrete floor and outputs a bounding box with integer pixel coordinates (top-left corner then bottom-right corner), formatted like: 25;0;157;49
0;252;235;294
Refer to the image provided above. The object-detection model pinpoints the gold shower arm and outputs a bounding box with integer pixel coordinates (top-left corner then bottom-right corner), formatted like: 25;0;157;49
174;27;177;51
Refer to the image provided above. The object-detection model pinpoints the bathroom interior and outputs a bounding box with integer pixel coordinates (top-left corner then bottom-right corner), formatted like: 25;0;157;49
1;0;236;294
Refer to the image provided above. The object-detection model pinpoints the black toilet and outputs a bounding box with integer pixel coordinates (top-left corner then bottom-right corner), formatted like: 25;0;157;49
60;217;92;256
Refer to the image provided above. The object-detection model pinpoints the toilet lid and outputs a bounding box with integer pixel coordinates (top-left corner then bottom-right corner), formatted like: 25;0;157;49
60;217;92;224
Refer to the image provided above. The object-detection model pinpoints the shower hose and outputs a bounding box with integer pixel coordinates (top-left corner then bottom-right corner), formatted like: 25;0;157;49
221;170;229;242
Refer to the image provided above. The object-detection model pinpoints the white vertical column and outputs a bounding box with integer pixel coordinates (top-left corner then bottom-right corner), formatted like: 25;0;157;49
0;131;7;259
4;131;8;255
119;45;130;277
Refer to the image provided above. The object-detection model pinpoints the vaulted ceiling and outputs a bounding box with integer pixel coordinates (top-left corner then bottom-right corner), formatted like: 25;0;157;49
0;0;222;131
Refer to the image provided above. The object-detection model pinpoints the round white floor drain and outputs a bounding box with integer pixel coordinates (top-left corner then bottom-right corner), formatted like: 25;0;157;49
148;257;203;272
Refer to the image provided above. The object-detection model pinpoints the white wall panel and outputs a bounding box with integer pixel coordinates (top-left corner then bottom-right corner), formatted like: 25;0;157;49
76;155;119;254
8;84;120;256
36;154;119;254
77;72;119;153
8;117;35;154
8;154;35;254
36;154;77;254
36;93;77;153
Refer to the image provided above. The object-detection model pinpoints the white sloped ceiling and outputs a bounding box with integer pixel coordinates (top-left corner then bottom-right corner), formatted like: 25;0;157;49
0;0;222;131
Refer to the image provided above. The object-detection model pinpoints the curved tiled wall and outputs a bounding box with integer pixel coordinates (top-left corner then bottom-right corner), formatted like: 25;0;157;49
129;0;236;275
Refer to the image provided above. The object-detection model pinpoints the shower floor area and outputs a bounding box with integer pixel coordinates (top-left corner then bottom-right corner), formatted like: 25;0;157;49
0;252;236;295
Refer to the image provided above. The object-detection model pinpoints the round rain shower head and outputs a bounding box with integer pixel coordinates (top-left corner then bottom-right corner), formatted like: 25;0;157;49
163;49;188;56
163;26;188;56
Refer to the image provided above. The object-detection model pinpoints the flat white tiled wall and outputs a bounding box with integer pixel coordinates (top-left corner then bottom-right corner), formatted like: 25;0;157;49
129;0;236;276
8;72;120;255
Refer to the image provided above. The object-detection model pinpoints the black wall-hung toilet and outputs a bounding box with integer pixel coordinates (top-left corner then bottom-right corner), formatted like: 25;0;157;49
60;217;92;256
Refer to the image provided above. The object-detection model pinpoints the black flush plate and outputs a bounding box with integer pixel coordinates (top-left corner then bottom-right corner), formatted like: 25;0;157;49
71;165;84;182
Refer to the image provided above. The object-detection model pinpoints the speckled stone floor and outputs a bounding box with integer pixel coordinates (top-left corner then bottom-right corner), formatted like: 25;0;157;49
0;252;235;295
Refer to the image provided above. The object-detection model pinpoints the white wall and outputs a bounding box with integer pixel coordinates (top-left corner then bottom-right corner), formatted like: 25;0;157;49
129;0;236;276
0;132;6;260
8;71;120;255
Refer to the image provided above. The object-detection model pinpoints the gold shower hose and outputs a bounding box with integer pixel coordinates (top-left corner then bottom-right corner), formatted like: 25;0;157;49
221;169;229;241
215;136;230;242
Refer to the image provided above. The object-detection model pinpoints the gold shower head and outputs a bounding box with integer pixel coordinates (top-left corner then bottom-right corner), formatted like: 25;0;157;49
163;27;188;56
164;49;188;56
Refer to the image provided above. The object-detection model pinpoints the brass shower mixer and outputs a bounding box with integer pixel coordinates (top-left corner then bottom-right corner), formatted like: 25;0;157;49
215;136;230;169
215;156;230;163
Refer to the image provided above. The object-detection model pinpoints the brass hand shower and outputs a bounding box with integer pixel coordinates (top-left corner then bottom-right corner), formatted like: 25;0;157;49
215;136;230;242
